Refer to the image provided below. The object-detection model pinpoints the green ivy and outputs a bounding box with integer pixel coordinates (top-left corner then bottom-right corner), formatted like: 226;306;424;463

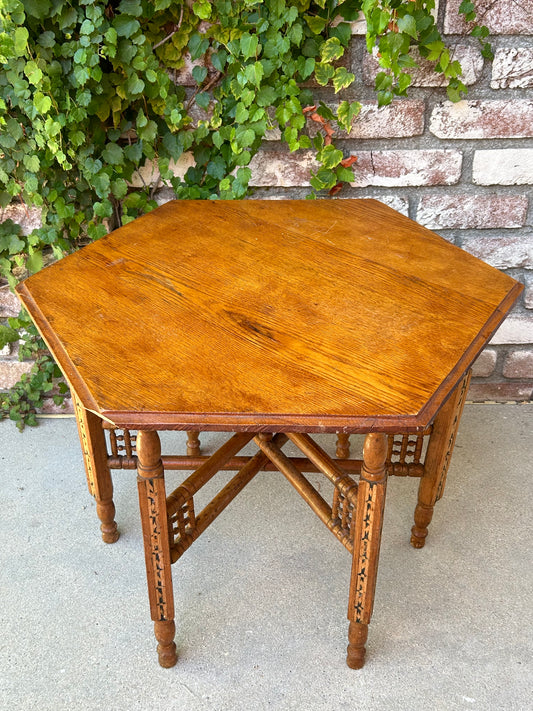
0;0;488;427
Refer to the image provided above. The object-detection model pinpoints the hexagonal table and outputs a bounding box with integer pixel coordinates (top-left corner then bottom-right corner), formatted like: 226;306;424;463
16;199;522;669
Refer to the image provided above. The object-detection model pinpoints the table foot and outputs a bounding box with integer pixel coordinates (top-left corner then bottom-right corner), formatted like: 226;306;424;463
96;497;120;543
410;370;470;549
155;620;177;668
137;431;176;669
346;621;368;669
347;433;388;669
73;393;119;543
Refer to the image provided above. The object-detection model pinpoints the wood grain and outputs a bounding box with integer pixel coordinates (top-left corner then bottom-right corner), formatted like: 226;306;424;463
16;199;522;431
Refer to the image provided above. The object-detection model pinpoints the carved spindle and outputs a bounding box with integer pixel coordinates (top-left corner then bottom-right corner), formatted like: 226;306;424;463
73;394;119;543
347;432;388;669
336;433;350;459
411;370;471;549
137;430;177;668
186;430;201;457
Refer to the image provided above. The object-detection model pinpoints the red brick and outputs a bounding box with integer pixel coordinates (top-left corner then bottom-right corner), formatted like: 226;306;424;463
249;150;318;187
471;349;497;377
0;287;20;317
444;0;533;35
305;101;424;139
430;100;533;139
0;205;41;235
0;360;33;390
363;45;483;87
525;277;533;309
350;150;462;188
461;235;533;270
468;382;533;402
491;47;533;89
490;315;533;345
347;101;424;139
503;350;533;379
417;194;528;229
473;149;533;186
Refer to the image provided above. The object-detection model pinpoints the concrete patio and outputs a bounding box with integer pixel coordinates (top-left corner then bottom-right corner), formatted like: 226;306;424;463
1;403;531;711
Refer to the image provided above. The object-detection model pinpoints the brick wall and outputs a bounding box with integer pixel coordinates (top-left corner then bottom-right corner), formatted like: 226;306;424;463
1;0;532;405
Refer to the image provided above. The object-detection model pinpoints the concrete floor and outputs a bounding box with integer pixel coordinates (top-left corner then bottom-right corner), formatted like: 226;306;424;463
0;404;531;711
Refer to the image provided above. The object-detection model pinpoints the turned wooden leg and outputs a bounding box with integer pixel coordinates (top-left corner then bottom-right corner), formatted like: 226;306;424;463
137;430;177;668
73;393;119;543
186;430;201;456
411;370;471;549
336;432;350;458
347;432;388;669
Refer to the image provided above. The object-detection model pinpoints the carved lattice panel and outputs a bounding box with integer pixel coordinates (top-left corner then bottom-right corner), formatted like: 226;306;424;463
168;496;196;550
109;429;137;457
387;433;425;464
332;488;355;540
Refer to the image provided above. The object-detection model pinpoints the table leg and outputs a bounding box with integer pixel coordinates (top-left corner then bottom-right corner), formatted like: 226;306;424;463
411;370;471;549
347;432;388;669
73;394;119;543
136;430;177;668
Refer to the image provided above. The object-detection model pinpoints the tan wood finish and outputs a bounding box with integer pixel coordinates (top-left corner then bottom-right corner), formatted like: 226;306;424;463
15;199;522;670
16;199;521;433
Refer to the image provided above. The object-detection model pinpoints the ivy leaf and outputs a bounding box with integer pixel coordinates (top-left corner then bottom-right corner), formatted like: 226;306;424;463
333;67;355;93
188;33;209;60
192;0;212;19
336;166;356;183
14;27;29;56
256;86;277;107
127;73;145;95
22;0;51;20
397;15;418;40
0;325;20;350
114;15;141;38
195;92;210;110
206;155;227;180
23;154;40;172
211;50;227;72
337;101;361;133
6;234;25;254
330;22;352;46
321;37;344;62
305;15;327;34
245;61;264;87
24;61;43;86
397;73;412;93
240;33;259;60
111;178;128;199
192;65;208;85
314;62;335;86
118;0;143;16
235;103;249;123
318;145;343;169
26;250;43;274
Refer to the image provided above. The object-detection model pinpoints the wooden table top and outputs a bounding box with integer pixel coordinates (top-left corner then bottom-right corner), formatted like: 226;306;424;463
16;199;522;432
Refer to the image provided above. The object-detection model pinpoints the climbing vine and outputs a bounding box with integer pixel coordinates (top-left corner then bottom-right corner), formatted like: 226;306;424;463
0;0;488;427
